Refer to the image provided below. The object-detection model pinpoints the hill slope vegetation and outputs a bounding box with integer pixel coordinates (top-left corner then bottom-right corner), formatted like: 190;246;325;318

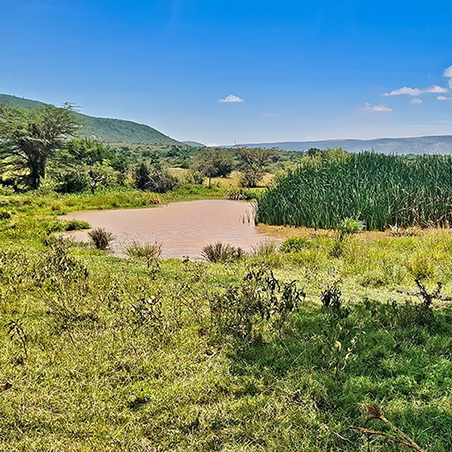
0;94;181;145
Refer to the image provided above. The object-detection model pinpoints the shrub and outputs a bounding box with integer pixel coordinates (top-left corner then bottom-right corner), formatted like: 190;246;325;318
201;242;245;263
88;228;114;250
280;237;310;253
124;241;162;268
209;266;305;341
338;218;364;235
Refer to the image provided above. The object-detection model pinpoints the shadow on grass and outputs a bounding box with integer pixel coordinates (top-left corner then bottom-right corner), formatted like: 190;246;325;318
226;302;452;451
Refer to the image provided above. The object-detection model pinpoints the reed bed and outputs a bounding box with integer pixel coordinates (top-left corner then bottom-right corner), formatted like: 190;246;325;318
257;152;452;230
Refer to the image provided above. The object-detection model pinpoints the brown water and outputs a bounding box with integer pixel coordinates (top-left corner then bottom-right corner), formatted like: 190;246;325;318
60;200;283;259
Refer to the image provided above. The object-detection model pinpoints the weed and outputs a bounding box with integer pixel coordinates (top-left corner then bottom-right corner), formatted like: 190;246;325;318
124;241;162;268
415;278;442;309
5;318;28;361
210;265;305;342
351;404;426;451
201;242;245;263
280;236;310;253
88;227;115;250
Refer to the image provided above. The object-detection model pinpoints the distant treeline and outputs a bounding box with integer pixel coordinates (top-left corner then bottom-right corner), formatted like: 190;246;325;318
257;149;452;230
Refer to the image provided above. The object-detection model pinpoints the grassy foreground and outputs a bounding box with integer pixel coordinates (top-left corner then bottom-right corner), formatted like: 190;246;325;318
1;189;452;451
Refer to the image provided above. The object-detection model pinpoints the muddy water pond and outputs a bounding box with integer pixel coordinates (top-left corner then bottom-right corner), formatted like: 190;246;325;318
60;200;285;260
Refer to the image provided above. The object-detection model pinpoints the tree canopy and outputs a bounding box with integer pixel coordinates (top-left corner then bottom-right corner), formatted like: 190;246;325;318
0;103;79;189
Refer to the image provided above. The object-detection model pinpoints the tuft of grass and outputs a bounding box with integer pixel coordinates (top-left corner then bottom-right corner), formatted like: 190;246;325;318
88;227;114;250
280;236;311;253
201;242;245;263
124;241;162;268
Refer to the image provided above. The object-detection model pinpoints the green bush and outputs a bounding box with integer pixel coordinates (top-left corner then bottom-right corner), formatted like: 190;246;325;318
88;228;114;250
280;237;311;253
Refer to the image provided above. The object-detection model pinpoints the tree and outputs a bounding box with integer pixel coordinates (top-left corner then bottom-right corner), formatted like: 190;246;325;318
190;148;235;188
0;103;79;189
133;161;178;193
232;147;275;188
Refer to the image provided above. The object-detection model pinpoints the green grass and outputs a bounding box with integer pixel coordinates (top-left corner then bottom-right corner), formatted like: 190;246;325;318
1;189;452;451
258;152;452;230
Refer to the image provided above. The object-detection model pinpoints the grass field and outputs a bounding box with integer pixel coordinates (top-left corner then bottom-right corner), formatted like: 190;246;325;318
1;188;452;451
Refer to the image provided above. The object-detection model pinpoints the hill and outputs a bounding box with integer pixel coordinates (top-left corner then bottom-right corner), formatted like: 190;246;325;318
239;135;452;154
0;94;181;146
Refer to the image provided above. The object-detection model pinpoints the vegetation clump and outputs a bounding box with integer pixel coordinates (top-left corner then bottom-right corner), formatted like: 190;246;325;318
201;242;245;263
88;227;115;250
258;150;452;230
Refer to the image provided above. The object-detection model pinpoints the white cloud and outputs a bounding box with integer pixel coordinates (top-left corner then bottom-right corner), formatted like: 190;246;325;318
449;79;452;89
219;94;245;103
361;102;393;112
443;66;452;77
385;85;447;96
437;96;452;101
262;112;281;118
410;98;423;104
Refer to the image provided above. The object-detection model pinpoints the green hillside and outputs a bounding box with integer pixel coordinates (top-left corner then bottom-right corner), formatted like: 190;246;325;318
0;94;181;145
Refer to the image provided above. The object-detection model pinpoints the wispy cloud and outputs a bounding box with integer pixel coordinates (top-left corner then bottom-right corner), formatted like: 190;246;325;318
262;112;280;118
437;96;452;101
410;98;423;104
361;102;393;112
219;94;245;103
444;66;452;77
384;85;447;96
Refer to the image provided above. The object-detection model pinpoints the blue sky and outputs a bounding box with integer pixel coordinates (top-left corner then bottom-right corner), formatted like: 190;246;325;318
1;0;452;144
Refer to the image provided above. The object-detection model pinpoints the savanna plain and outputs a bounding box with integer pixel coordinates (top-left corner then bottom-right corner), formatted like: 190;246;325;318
1;149;452;452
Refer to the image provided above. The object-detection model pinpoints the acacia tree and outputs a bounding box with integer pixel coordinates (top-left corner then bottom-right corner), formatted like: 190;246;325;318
0;103;79;189
232;147;275;187
190;148;235;188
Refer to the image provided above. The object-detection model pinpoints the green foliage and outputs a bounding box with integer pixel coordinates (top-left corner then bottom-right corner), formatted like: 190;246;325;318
233;147;275;187
133;161;178;193
210;266;305;342
88;227;115;250
280;236;311;252
124;241;162;268
0;103;79;189
201;242;245;263
190;148;235;186
258;151;452;230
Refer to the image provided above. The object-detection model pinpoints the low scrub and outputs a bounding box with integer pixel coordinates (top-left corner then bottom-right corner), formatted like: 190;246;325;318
201;242;245;263
88;227;114;250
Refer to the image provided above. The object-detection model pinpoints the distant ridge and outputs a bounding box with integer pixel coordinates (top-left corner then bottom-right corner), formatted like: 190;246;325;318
237;136;452;155
0;94;182;146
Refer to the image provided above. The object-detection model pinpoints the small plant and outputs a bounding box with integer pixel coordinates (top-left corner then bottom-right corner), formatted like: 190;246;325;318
124;241;162;269
250;241;279;258
389;225;421;237
201;242;245;263
5;319;28;360
210;266;305;341
280;237;310;253
415;277;442;309
88;228;114;250
351;404;426;451
320;281;342;309
225;188;255;201
338;217;364;238
131;293;166;334
38;237;89;284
